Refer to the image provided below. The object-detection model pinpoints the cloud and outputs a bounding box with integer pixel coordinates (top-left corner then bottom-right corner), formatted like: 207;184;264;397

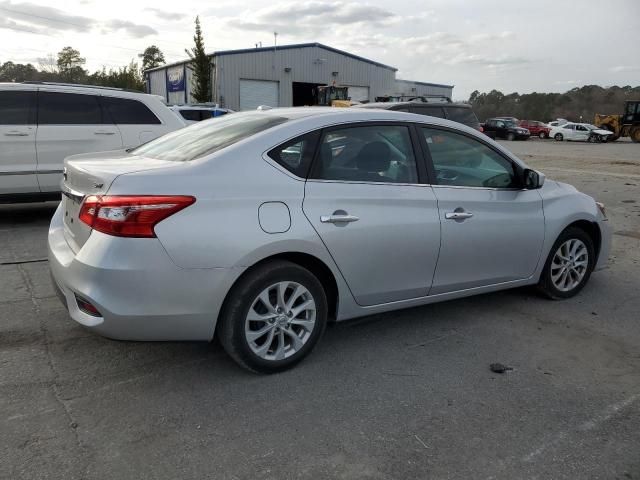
0;0;93;32
610;65;640;73
225;1;396;35
105;19;157;38
145;7;186;21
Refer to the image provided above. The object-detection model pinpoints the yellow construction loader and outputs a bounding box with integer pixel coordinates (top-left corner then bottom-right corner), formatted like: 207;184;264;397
315;85;351;107
594;100;640;142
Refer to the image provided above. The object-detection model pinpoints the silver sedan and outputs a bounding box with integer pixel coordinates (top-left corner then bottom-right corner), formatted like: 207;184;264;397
49;108;612;373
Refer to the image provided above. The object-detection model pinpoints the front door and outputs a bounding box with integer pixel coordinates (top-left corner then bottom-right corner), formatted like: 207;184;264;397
419;126;545;294
35;90;122;192
303;123;441;306
0;89;38;195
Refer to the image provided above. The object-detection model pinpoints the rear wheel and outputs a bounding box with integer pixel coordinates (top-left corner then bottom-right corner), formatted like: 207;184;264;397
218;260;328;373
507;132;515;141
630;127;640;143
538;227;595;299
554;133;563;141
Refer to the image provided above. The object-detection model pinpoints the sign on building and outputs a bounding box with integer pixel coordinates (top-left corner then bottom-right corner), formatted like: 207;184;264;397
166;66;185;92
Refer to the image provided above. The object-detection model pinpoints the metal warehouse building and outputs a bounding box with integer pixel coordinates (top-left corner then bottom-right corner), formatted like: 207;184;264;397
145;42;453;110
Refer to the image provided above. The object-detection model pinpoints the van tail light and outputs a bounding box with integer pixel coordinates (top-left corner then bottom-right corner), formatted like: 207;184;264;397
479;125;484;132
79;195;196;238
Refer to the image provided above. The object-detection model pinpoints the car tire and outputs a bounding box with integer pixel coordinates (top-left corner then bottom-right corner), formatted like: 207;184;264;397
539;132;547;139
537;227;596;300
217;260;328;373
507;132;515;141
554;133;563;141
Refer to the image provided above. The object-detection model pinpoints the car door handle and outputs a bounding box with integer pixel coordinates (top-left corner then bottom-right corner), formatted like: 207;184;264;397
4;131;29;136
445;212;473;220
94;130;115;135
320;214;359;224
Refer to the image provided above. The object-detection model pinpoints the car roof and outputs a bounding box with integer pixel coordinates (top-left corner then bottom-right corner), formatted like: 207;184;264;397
355;101;471;109
0;81;162;101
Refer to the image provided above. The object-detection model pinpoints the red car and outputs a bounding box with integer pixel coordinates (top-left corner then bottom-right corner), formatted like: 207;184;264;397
519;120;551;139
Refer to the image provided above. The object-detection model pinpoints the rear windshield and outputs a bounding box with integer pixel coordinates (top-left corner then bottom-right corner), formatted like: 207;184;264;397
446;107;480;127
131;112;288;161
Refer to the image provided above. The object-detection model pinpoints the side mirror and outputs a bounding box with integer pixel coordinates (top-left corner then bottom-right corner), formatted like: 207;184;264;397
524;169;545;189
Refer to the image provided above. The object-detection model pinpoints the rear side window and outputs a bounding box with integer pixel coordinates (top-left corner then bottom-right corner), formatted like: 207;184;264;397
101;96;160;124
310;124;419;184
0;91;36;124
410;106;445;118
131;112;288;161
445;107;480;127
268;131;319;178
179;109;202;121
38;92;103;125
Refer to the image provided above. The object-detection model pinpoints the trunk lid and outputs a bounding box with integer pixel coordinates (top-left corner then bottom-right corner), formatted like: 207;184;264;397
61;151;182;252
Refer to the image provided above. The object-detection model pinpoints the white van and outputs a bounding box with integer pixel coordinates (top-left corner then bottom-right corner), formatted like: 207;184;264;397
0;82;185;202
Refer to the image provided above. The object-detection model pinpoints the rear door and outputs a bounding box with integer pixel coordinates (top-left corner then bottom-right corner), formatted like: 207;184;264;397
419;126;544;294
0;89;38;195
36;90;123;192
303;123;441;306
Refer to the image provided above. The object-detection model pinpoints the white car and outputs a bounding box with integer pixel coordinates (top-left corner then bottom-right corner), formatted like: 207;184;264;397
551;122;615;142
547;118;569;128
169;105;234;124
0;82;186;202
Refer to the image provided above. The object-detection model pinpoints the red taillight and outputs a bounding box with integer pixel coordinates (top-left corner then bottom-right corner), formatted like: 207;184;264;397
479;125;484;132
79;195;195;238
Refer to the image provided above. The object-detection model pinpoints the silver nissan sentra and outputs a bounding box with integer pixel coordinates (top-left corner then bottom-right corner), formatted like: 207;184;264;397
49;107;611;373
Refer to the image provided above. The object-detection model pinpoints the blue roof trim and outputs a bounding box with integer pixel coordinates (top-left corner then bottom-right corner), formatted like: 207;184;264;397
145;42;397;72
396;78;454;89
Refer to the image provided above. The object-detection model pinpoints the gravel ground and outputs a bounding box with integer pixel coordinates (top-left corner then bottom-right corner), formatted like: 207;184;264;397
1;138;639;480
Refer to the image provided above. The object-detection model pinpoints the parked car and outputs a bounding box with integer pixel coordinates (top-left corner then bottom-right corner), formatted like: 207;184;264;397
354;100;482;131
49;108;611;373
169;104;234;124
519;120;551;139
482;118;530;140
550;122;615;142
0;82;186;203
548;119;569;128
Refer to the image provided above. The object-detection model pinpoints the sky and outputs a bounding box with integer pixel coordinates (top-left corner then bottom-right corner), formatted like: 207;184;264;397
0;0;638;100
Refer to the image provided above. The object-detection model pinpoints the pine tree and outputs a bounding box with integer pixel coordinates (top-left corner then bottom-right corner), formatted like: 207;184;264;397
185;17;211;103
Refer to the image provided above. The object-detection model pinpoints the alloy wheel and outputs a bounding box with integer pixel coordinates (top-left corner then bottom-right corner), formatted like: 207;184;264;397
550;239;589;292
244;281;316;361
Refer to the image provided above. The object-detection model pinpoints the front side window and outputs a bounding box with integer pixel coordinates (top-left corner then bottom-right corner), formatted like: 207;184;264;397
0;91;36;125
38;92;103;125
101;96;160;124
310;124;418;184
576;125;588;131
131;112;288;162
268;132;319;178
421;128;519;189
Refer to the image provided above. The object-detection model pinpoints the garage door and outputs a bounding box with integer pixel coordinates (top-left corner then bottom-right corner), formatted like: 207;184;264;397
347;86;369;102
239;80;279;111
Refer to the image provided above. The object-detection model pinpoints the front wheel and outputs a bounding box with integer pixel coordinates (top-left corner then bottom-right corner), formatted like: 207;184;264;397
507;132;515;141
218;260;328;373
554;133;563;141
537;227;595;299
539;131;547;139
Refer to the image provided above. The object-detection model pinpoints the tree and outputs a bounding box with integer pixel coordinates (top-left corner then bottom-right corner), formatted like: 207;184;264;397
185;16;211;103
139;45;165;71
87;60;145;91
57;46;87;83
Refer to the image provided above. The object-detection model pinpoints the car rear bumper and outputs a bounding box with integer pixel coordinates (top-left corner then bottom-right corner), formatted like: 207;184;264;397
48;203;243;341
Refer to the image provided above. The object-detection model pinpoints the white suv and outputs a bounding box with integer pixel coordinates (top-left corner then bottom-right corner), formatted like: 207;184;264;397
0;82;185;202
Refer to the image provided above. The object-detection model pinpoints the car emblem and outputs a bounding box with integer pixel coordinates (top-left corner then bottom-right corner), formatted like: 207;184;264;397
93;182;104;189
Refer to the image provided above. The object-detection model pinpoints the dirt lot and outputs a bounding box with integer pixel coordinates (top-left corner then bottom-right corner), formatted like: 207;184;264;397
1;138;639;480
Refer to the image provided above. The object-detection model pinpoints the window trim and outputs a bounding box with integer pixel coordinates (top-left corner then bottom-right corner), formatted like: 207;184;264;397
417;124;526;190
307;121;428;186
